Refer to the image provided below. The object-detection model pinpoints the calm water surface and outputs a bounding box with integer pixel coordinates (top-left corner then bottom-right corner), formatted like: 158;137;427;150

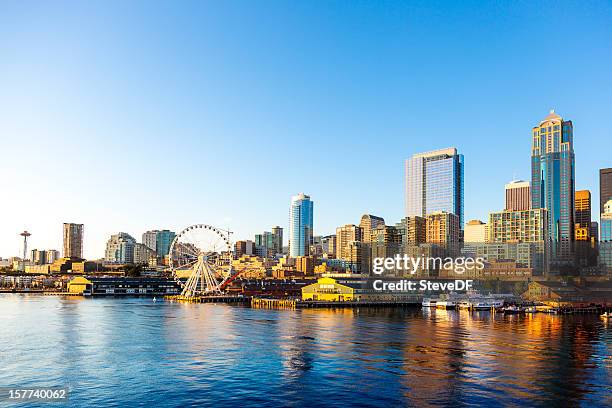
0;295;610;407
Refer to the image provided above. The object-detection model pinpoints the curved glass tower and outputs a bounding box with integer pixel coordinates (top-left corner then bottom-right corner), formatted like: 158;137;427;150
289;193;313;257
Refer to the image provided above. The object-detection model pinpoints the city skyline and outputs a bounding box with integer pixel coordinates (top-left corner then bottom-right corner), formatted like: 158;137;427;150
1;1;611;258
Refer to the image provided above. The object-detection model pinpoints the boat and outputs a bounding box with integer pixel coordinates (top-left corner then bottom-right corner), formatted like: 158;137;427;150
503;305;525;314
422;298;437;307
457;301;471;310
600;312;611;319
153;297;157;302
436;300;456;310
525;306;537;314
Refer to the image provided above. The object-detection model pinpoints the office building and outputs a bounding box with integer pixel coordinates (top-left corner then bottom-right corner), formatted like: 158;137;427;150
271;226;283;254
289;193;313;258
63;223;84;259
505;180;530;211
531;110;575;257
234;240;255;258
336;224;363;261
359;214;385;243
405;147;464;226
142;230;158;251
600;168;612;216
321;235;337;257
600;200;612;269
105;233;137;263
426;211;460;245
370;225;402;267
155;230;176;258
464;220;488;243
574;190;592;241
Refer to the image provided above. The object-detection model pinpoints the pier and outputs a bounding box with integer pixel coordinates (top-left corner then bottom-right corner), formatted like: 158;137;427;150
251;297;297;308
164;295;249;303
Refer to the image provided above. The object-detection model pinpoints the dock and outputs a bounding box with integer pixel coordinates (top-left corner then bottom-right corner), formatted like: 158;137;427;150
164;295;249;303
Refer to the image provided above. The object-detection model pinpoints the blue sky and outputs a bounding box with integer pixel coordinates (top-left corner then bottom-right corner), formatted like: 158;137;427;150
1;1;611;259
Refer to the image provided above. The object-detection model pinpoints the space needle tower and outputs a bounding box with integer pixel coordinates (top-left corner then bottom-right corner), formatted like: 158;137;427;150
20;230;31;261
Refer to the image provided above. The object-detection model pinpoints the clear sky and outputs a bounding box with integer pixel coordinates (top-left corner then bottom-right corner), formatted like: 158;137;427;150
1;1;611;259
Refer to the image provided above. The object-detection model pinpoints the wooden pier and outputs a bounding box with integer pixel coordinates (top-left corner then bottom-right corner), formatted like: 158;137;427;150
295;300;421;308
164;295;249;303
251;297;297;309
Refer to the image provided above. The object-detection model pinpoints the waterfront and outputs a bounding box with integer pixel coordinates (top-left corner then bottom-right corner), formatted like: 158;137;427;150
0;295;610;407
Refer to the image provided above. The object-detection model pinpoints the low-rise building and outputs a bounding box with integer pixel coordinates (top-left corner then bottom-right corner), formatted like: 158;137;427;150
67;276;181;295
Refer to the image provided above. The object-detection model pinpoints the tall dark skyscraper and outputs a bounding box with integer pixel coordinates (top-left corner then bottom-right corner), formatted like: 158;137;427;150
531;110;575;258
600;168;612;216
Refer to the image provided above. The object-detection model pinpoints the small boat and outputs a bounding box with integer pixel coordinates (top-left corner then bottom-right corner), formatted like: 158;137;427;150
525;306;537;314
436;300;456;310
601;312;611;319
422;298;437;307
153;297;157;302
503;305;525;314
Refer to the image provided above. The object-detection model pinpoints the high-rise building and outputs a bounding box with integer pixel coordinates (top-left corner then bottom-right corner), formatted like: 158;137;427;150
426;211;461;245
335;224;363;261
464;220;488;243
590;222;599;243
405;147;464;227
31;249;60;265
142;230;158;251
105;233;136;263
289;193;313;258
234;240;255;258
321;235;336;257
359;214;385;243
370;225;402;267
488;209;549;243
600;200;612;270
600;168;612;216
395;216;427;246
155;230;176;258
574;190;592;241
531;110;575;257
505;180;531;211
271;226;283;254
63;223;84;259
133;243;156;265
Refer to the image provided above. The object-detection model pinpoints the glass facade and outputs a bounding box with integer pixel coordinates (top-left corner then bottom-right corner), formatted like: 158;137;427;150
289;193;313;258
156;230;176;258
405;148;464;226
531;111;575;258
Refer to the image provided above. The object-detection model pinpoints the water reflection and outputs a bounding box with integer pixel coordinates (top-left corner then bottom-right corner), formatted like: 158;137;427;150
0;296;609;407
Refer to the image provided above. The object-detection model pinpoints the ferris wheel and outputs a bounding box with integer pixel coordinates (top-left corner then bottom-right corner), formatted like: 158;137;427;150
168;224;233;297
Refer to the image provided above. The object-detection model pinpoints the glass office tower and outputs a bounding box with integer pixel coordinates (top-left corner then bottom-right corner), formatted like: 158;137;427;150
531;110;575;259
289;193;313;257
405;147;464;227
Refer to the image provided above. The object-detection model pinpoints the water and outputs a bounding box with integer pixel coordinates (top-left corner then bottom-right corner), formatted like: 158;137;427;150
0;295;610;407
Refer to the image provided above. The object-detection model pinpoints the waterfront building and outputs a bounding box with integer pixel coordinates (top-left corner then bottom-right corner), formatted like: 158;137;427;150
155;230;176;258
234;240;255;258
426;211;460;245
67;276;181;296
359;214;385;243
405;147;464;227
142;230;158;251
133;243;156;265
231;255;274;279
289;193;313;258
63;223;84;259
600;168;612;216
464;220;488;243
105;233;137;263
505;180;531;211
335;224;363;261
531;110;575;258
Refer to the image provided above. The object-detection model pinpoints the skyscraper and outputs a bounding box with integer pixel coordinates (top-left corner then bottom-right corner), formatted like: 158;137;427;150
271;226;283;254
289;193;313;258
601;168;612;216
63;223;84;259
531;110;575;257
405;147;464;226
505;180;531;211
142;230;158;251
155;230;176;258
